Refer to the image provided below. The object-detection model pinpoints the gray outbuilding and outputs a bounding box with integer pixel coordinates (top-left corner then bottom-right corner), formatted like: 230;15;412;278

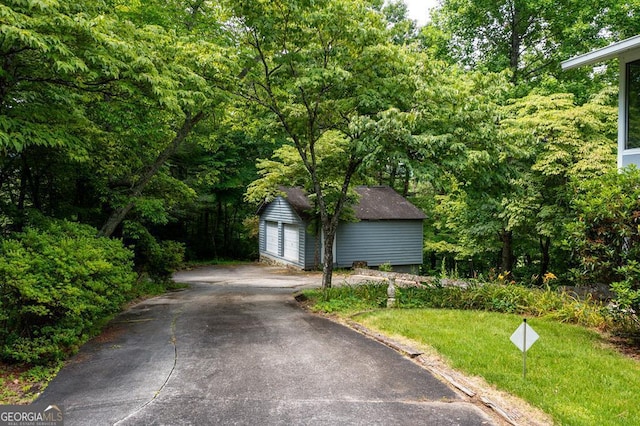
257;186;426;272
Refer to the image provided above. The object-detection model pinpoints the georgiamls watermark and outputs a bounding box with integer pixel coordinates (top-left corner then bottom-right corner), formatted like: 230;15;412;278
0;405;63;426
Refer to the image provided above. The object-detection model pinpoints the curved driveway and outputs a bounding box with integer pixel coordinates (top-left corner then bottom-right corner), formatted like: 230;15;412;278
37;264;495;425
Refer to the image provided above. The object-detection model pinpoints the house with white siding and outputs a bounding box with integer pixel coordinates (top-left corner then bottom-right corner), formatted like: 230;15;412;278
257;186;426;272
562;35;640;168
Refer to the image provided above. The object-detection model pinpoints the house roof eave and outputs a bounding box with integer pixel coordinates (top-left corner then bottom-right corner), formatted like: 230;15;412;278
562;34;640;70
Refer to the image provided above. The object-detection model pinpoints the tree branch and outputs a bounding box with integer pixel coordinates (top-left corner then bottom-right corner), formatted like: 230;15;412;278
97;110;206;237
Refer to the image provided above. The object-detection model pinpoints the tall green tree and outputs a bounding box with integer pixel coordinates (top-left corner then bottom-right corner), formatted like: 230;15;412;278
427;0;614;92
232;0;416;287
0;0;131;227
0;0;256;282
413;63;517;274
95;0;235;238
425;87;616;280
500;90;617;282
0;0;230;239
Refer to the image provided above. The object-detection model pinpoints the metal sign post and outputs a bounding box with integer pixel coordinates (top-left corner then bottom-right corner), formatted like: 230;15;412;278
510;318;539;379
523;320;527;379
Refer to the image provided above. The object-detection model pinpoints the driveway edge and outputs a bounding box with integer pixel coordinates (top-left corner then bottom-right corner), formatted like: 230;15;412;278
298;305;552;426
343;320;518;426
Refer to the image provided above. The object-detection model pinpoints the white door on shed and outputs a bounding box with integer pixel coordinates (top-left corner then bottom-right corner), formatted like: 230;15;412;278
283;223;299;262
265;221;279;254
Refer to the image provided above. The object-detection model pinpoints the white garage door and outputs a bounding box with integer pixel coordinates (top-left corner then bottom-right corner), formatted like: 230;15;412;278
265;221;279;254
283;224;299;262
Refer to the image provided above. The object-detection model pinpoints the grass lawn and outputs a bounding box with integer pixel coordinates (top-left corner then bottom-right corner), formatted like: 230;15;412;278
355;309;640;426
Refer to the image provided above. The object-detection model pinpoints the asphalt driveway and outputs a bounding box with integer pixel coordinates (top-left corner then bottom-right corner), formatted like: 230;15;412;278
37;264;495;425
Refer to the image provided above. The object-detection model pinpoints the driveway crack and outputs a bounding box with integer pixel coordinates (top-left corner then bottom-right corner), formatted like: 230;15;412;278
114;307;183;425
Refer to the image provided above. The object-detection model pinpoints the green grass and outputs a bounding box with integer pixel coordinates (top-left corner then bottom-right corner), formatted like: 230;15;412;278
303;281;614;329
356;309;640;426
300;283;640;424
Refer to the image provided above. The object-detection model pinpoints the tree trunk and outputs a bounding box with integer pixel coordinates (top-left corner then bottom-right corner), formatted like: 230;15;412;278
509;3;522;82
538;236;551;286
321;229;335;289
500;229;514;274
389;165;397;190
309;154;360;288
18;154;28;212
98;111;205;237
98;202;135;237
402;167;410;197
509;10;520;70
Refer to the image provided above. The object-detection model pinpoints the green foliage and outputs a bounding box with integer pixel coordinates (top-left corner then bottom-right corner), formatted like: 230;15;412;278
416;67;515;271
305;281;610;329
568;168;640;323
429;0;618;93
378;262;393;272
123;221;185;280
151;240;186;279
380;0;419;45
0;0;233;252
417;0;621;284
499;90;616;280
423;84;616;280
302;284;388;314
0;219;136;364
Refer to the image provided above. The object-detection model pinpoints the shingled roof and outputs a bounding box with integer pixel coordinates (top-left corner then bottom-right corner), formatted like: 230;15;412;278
280;186;314;217
352;186;426;220
261;186;425;221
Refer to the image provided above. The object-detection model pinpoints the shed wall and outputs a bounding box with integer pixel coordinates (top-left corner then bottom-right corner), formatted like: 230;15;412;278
335;220;423;268
258;197;306;269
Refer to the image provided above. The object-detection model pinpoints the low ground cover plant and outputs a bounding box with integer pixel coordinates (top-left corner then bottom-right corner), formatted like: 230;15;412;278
306;283;388;313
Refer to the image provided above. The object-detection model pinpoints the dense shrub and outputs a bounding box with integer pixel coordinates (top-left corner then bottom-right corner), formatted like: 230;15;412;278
568;168;640;328
0;219;136;364
123;221;185;280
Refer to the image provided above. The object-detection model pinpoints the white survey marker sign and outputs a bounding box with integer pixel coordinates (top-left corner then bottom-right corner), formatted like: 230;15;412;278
510;320;539;352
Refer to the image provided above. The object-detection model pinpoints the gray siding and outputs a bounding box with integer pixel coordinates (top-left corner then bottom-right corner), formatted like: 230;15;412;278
259;197;307;269
335;220;423;268
259;196;425;271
